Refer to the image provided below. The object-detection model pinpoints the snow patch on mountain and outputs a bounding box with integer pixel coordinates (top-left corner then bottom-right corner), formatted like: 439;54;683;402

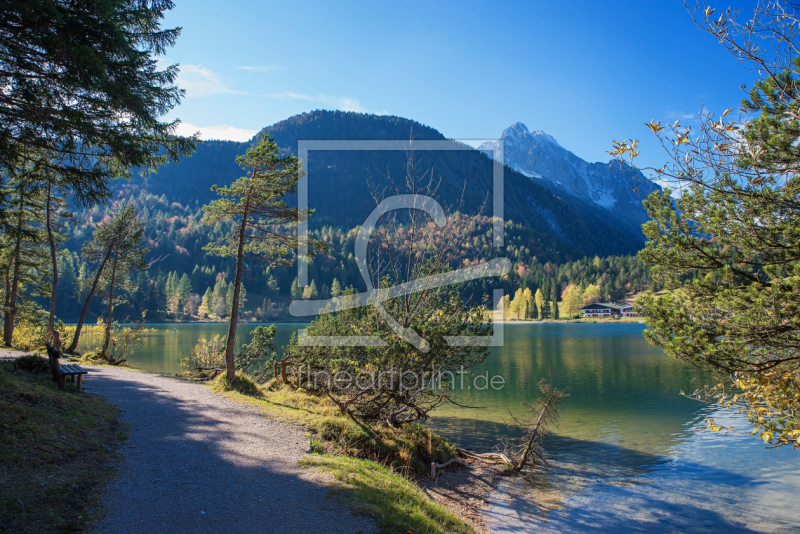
480;122;661;230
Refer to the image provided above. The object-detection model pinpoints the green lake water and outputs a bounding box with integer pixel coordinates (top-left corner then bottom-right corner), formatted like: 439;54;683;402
79;322;800;532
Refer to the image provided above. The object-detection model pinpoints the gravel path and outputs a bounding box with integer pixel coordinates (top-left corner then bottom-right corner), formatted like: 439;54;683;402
74;365;376;534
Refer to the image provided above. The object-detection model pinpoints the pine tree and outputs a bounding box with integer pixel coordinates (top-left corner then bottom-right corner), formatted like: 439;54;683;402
331;278;342;297
552;279;560;320
266;274;279;295
290;277;303;300
309;279;319;300
177;274;192;315
91;205;150;360
1;173;50;345
211;278;227;318
0;1;195;200
607;1;800;446
203;133;327;379
534;288;544;320
225;282;234;314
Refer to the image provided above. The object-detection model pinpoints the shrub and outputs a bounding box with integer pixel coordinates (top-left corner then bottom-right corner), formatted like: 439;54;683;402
11;320;49;351
181;334;226;370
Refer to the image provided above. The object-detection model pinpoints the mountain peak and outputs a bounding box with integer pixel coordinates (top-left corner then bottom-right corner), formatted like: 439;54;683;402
500;122;561;148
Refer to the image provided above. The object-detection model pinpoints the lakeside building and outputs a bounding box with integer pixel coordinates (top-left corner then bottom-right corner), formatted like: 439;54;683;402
580;302;641;318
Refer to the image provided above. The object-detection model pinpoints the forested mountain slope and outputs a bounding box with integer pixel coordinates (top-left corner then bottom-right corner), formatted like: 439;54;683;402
50;111;656;323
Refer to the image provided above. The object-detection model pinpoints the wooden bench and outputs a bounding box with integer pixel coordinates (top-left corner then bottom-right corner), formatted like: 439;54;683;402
46;344;88;391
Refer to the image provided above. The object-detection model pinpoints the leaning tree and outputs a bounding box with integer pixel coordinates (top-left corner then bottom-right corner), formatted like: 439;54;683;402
65;204;149;355
284;149;498;427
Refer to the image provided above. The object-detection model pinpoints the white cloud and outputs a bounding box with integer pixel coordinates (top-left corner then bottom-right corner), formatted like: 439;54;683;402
175;122;258;142
318;95;367;112
176;64;383;115
238;65;285;72
261;91;314;101
665;111;695;121
178;64;242;97
261;91;380;113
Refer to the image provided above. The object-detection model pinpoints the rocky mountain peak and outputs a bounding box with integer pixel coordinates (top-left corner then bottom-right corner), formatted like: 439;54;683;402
480;122;661;237
500;122;560;149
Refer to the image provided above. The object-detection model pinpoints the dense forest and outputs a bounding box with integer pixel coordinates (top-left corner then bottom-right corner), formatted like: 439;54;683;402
3;112;659;330
40;186;657;324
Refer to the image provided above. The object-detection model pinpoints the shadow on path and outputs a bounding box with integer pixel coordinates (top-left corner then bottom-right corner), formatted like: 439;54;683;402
85;366;375;534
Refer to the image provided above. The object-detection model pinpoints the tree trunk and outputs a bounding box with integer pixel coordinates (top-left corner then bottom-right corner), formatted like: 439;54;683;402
65;252;110;354
3;264;11;324
515;394;555;471
100;260;117;360
224;202;250;381
3;189;26;346
46;183;58;343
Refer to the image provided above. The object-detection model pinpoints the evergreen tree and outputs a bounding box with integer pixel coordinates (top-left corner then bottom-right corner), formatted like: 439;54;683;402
200;287;212;317
225;281;234;314
177;274;192;315
523;287;533;320
290;277;303;300
67;204;151;352
330;278;342;297
308;280;319;300
551;279;560;319
266;274;279;294
212;278;227;318
608;1;800;446
0;0;196;207
1;173;50;345
92;205;150;360
534;288;544;319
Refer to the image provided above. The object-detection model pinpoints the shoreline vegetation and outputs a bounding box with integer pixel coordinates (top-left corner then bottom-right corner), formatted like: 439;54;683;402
209;372;505;533
61;317;647;326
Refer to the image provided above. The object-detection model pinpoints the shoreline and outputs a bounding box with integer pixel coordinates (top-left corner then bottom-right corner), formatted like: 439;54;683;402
420;461;506;533
64;318;646;326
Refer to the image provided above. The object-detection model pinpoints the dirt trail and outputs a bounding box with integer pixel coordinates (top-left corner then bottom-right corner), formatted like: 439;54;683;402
77;365;375;533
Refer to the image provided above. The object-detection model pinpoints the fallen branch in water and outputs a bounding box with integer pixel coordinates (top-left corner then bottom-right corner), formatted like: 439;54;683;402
430;457;467;478
456;448;512;465
505;379;567;472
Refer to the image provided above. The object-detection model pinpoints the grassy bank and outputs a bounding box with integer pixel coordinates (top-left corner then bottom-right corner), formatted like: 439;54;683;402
212;373;476;534
0;357;125;533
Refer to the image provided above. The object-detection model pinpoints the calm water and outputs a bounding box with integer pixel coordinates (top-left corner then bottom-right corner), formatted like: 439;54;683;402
81;322;800;532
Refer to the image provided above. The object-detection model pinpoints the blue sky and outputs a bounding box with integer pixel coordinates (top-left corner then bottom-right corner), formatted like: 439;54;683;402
163;0;753;168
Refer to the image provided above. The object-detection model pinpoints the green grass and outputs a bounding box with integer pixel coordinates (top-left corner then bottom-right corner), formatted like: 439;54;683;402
300;454;474;534
0;358;125;533
212;373;475;533
211;374;456;475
